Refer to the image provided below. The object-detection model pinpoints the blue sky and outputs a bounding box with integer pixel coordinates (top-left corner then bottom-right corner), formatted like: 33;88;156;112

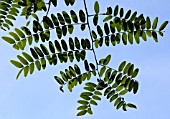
0;0;170;119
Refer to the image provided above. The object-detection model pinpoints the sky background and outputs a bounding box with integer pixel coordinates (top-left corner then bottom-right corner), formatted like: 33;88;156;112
0;0;170;119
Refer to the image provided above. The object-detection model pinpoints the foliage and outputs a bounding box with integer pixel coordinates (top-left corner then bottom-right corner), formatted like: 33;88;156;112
0;0;169;117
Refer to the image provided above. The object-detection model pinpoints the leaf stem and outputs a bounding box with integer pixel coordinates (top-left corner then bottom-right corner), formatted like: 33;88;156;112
83;0;100;80
46;0;51;16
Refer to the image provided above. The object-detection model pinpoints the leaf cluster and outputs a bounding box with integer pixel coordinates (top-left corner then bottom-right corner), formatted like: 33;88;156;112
0;0;169;117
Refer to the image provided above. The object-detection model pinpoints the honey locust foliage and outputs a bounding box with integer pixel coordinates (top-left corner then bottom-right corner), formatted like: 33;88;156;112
1;0;169;117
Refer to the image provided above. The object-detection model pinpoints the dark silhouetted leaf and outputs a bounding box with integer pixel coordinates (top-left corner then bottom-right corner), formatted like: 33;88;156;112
79;10;85;23
70;10;78;23
127;103;137;109
114;5;119;16
77;110;87;116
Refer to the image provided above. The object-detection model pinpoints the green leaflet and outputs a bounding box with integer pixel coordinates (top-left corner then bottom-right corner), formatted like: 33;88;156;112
159;21;169;31
132;68;139;78
2;36;15;44
93;15;98;26
122;33;127;45
85;82;97;87
32;13;39;21
24;65;29;77
10;60;23;68
62;11;71;24
152;31;158;42
103;54;111;65
152;17;158;29
81;24;86;31
97;25;103;37
114;5;119;16
103;15;113;22
54;40;62;52
127;103;137;109
146;17;151;29
92;95;101;100
118;61;126;71
16;68;24;79
90;99;97;105
9;32;20;41
125;10;131;19
56;27;62;39
61;40;68;51
116;101;124;110
99;66;106;77
34;46;44;57
30;48;39;59
22;52;34;62
77;100;88;105
133;81;139;94
104;87;112;96
77;105;87;110
57;13;65;25
51;0;57;7
70;10;78;23
29;63;34;74
54;76;64;85
89;63;95;70
15;28;25;38
94;1;99;14
77;110;87;116
119;8;124;18
106;7;112;15
119;89;128;95
123;63;131;74
114;97;121;106
51;14;59;26
104;23;110;35
40;44;49;55
17;55;28;65
35;60;41;71
68;24;74;34
109;94;118;102
87;108;93;115
79;10;85;23
64;0;75;6
128;80;134;92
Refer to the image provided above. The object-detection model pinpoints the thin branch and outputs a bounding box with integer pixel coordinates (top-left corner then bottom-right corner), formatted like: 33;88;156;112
88;13;107;17
46;0;51;16
83;0;101;80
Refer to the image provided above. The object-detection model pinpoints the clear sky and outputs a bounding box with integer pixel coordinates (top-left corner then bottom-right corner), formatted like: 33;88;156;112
0;0;170;119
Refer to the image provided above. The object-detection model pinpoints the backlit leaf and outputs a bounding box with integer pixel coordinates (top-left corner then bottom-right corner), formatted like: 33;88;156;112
94;1;99;14
152;17;158;29
10;60;23;68
127;103;137;109
77;110;87;116
159;21;169;31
